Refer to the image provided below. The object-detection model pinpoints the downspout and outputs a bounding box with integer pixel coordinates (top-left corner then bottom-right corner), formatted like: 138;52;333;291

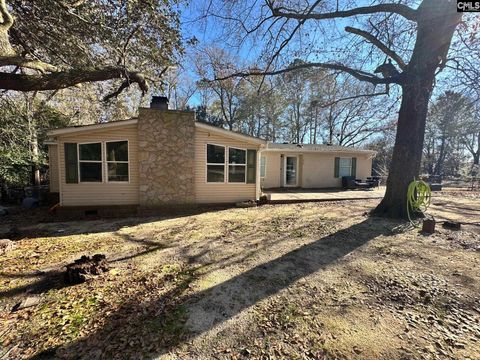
56;137;63;206
256;143;266;200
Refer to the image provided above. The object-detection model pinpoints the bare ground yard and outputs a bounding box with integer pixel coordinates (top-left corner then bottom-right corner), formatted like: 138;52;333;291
1;191;479;359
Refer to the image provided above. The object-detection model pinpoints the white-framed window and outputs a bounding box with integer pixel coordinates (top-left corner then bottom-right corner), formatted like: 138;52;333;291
106;140;129;182
78;142;103;182
228;147;247;183
260;156;266;178
206;144;250;183
339;157;353;177
206;144;226;183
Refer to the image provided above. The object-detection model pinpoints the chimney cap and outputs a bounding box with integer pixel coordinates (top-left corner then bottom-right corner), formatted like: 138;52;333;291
150;96;169;110
152;95;169;103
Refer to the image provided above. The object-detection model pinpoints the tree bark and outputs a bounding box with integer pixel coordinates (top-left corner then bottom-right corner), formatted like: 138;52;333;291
0;67;147;94
374;82;430;217
374;0;461;218
0;0;14;56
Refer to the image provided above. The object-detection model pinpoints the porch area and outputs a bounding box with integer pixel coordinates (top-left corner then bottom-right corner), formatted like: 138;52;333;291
264;186;386;203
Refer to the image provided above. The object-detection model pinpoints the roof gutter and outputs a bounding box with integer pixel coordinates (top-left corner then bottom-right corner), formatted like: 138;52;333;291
262;148;376;155
195;122;267;145
47;119;138;136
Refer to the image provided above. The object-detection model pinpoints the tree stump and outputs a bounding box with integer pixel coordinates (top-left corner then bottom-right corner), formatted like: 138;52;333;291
64;254;109;284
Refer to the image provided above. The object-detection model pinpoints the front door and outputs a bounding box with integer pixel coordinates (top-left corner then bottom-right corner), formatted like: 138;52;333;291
284;156;298;187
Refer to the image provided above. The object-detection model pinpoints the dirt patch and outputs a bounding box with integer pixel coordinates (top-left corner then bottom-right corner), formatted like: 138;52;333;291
1;193;479;359
2;264;196;359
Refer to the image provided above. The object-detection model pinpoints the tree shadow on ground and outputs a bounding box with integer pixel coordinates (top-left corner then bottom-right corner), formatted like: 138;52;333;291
0;270;68;299
431;203;480;220
0;233;174;300
2;205;235;240
37;215;401;359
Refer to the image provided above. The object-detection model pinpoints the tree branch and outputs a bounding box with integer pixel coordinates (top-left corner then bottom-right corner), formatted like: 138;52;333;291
257;0;324;90
0;66;148;96
66;0;86;7
213;61;401;85
0;0;14;56
345;26;407;70
269;2;418;22
0;56;58;73
0;0;13;29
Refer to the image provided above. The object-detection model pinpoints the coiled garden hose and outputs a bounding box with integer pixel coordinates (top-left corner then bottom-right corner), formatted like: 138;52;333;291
407;179;432;226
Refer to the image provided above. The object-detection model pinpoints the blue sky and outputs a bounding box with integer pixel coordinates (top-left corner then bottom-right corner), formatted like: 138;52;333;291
174;1;462;108
177;0;419;65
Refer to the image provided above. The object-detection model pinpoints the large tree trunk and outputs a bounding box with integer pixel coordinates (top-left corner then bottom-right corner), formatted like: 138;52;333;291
375;83;430;218
375;0;461;218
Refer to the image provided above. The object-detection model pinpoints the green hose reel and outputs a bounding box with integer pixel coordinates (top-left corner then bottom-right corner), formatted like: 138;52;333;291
407;179;432;225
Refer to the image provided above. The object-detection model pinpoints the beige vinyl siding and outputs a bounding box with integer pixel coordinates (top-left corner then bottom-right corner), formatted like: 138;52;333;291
355;155;373;181
261;152;281;188
262;151;373;189
195;128;260;203
57;124;139;206
261;152;303;188
48;144;59;192
302;152;372;188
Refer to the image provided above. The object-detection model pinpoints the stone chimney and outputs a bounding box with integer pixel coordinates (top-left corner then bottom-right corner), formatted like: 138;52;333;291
150;96;169;110
137;102;195;207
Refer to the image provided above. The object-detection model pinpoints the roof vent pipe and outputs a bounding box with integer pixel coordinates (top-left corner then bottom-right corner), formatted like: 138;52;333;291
150;96;169;110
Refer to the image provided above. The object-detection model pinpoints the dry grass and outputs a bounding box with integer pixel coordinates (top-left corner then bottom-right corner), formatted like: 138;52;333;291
0;192;479;359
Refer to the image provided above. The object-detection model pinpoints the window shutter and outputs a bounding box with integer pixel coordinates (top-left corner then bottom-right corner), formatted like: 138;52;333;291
64;143;78;183
352;157;357;177
246;149;257;183
334;157;340;178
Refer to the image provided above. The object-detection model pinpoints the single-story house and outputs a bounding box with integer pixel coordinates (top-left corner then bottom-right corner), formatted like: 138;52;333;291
46;97;375;210
260;143;375;189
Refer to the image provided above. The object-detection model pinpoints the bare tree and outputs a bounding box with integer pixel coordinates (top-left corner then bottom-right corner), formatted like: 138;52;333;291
208;0;463;218
462;109;480;168
196;47;245;130
164;67;198;110
317;76;396;146
280;61;312;143
428;92;471;176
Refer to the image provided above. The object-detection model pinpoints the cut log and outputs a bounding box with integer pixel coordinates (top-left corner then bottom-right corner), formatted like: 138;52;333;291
64;254;109;284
